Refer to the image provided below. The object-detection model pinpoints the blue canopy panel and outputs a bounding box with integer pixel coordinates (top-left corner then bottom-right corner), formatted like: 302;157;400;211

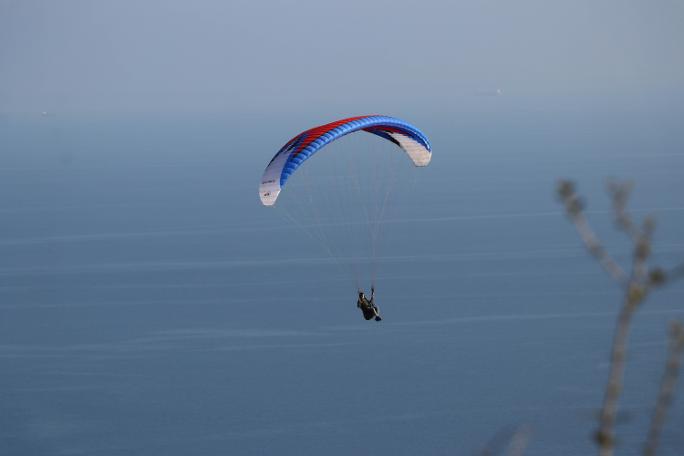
259;115;431;206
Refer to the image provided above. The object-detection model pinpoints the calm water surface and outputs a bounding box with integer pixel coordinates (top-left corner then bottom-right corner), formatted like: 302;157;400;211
1;108;683;455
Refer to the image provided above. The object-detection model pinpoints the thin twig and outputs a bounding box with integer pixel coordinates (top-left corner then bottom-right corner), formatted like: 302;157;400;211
557;180;627;284
607;179;639;242
507;425;533;456
573;210;629;284
632;217;655;283
479;425;532;456
643;321;684;456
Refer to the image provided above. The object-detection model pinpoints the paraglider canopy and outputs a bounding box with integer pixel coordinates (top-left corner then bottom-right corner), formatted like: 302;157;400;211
259;115;432;206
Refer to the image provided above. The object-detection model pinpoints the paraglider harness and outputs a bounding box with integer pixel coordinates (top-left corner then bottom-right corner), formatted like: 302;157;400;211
357;287;381;321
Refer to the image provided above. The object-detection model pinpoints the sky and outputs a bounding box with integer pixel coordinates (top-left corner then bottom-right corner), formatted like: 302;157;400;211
2;0;684;114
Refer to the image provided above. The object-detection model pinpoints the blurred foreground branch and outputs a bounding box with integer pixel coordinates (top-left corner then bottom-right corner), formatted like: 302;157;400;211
556;180;684;456
479;425;532;456
557;181;627;283
643;322;684;456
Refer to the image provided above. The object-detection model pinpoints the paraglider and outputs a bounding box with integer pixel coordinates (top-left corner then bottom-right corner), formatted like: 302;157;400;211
258;115;432;320
357;287;381;321
259;115;431;206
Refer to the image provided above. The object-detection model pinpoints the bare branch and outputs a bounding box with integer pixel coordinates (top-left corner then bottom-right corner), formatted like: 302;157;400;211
607;179;639;241
507;425;532;456
557;178;684;456
479;425;532;456
574;210;629;284
632;217;655;283
595;285;647;456
643;321;684;456
557;180;627;284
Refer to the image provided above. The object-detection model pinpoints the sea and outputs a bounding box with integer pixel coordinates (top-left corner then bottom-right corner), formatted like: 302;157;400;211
1;103;683;455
